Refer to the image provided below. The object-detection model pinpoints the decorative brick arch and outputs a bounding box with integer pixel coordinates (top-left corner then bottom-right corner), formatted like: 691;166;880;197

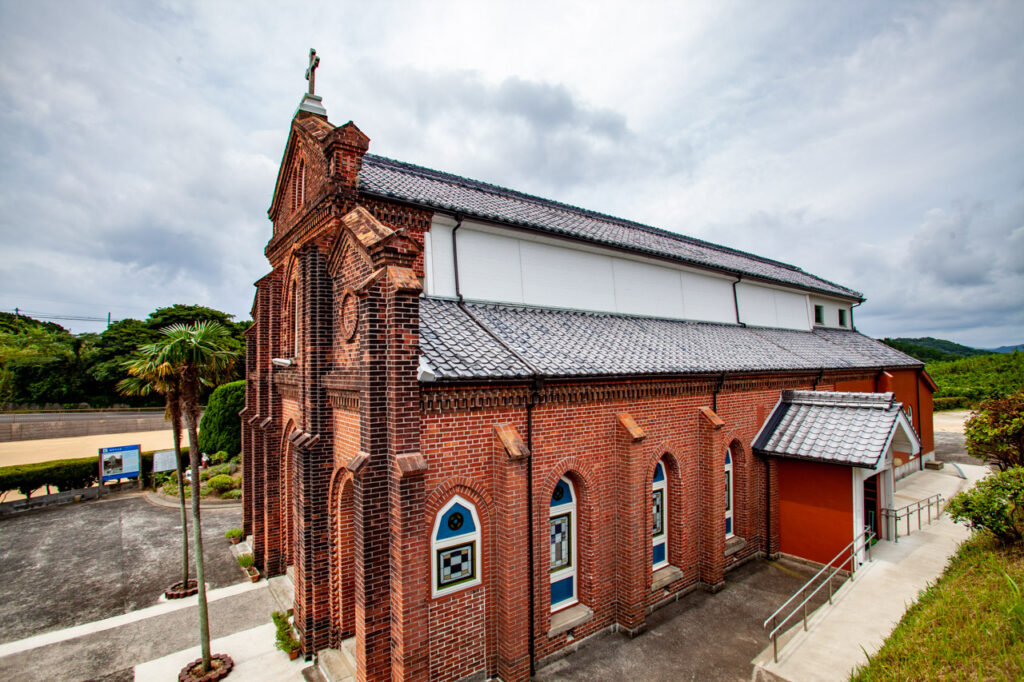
539;457;598;623
645;447;689;574
280;419;297;567
328;467;355;645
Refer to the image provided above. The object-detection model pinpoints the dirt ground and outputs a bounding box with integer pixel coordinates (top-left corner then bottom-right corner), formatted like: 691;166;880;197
0;429;176;468
933;410;970;433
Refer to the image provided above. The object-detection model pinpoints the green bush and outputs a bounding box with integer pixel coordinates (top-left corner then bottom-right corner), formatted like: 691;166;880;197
947;467;1024;544
225;527;243;539
198;380;245;457
210;450;230;465
237;553;254;568
934;396;968;411
207;474;233;492
221;489;242;500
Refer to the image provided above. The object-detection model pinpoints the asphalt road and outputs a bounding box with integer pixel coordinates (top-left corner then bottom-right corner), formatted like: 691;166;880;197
0;493;243;644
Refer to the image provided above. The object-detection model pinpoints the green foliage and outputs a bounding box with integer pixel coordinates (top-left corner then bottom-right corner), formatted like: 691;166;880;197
947;467;1024;544
237;553;255;569
964;395;1024;470
206;474;234;492
225;528;243;539
851;534;1023;680
881;336;990;362
272;611;300;653
210;450;230;465
197;381;245;457
0;306;250;407
0;448;175;498
926;352;1024;409
221;489;242;500
205;463;231;478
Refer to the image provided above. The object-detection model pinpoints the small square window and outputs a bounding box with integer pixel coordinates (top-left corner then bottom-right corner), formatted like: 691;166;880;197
438;542;475;588
814;305;824;325
838;309;848;327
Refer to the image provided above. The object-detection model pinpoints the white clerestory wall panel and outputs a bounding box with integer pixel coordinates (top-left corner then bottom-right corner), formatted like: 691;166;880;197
426;216;824;330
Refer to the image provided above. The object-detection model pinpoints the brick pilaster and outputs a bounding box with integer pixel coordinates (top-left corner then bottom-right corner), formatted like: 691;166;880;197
614;413;648;634
697;407;727;590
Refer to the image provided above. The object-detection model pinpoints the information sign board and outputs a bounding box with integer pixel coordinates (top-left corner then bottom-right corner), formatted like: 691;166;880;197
152;449;177;473
99;444;141;482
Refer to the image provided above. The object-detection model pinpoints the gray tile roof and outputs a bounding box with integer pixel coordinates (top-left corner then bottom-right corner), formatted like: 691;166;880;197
359;154;861;299
418;297;921;381
753;390;917;468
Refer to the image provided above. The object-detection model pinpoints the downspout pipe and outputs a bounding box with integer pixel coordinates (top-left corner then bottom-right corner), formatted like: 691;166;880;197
712;372;726;413
812;368;824;391
732;275;745;326
451;214;464;301
850;300;862;331
450;218;541;674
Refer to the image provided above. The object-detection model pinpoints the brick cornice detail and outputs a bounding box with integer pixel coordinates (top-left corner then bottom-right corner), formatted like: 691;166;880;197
327;390;359;411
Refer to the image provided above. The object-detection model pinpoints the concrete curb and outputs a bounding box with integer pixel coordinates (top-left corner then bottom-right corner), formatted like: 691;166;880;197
143;491;241;510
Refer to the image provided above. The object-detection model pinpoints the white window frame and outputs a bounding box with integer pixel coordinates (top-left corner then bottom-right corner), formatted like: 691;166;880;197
725;448;734;538
430;495;482;598
549;476;578;612
652;461;668;570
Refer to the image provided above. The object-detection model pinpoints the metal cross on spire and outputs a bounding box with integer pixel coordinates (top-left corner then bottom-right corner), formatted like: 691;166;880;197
305;48;320;95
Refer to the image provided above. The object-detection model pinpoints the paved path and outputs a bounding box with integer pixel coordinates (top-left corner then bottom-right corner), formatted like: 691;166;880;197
0;494;241;642
751;464;989;681
0;581;279;682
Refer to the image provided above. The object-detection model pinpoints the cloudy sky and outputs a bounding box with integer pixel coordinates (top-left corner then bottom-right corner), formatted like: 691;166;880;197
1;0;1021;347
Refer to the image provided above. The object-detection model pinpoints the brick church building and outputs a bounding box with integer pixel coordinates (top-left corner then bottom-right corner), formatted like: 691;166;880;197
241;67;934;681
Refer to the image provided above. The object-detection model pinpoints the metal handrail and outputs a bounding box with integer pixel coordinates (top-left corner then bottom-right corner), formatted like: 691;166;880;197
881;494;944;543
763;526;876;662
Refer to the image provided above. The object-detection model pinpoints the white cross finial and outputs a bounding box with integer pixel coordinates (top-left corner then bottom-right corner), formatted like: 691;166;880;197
305;49;320;95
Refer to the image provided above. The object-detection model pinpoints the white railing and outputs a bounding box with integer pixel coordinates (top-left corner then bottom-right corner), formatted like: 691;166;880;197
881;494;944;542
763;526;876;662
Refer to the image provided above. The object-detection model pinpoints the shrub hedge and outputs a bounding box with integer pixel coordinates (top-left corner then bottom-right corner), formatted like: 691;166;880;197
0;447;187;498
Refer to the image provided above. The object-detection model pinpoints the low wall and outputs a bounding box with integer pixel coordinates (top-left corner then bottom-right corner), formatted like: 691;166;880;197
0;415;170;442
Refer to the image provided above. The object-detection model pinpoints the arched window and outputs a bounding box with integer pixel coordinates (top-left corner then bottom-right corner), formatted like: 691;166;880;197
652;460;668;569
291;157;305;210
289;281;299;357
725;448;734;538
550;476;577;611
431;496;482;598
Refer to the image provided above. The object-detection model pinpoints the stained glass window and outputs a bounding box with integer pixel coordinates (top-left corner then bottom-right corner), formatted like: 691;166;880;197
432;496;482;597
550;476;577;610
652;460;668;569
725;448;734;539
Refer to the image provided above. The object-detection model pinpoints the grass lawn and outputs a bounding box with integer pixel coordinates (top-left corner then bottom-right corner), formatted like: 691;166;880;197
852;534;1024;681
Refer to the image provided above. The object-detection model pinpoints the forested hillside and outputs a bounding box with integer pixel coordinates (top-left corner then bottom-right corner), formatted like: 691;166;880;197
927;352;1024;410
0;305;250;408
882;337;991;362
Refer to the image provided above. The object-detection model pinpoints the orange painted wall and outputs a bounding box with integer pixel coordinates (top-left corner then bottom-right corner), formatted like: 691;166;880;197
777;459;852;566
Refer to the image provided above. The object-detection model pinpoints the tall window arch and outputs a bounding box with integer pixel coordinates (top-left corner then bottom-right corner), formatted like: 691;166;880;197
431;496;482;598
291;157;305;210
549;476;577;611
289;280;299;357
725;448;734;538
652;460;668;569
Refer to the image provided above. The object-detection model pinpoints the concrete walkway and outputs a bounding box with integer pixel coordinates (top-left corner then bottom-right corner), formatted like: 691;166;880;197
752;463;989;681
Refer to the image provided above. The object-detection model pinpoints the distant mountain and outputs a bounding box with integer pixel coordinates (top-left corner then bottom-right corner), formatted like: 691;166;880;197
987;343;1024;354
880;337;991;363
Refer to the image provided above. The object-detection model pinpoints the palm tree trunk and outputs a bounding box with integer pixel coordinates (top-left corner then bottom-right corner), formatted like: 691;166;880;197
170;397;189;588
184;401;211;672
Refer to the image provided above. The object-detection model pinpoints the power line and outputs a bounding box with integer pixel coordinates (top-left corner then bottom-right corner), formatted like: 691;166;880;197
4;308;115;324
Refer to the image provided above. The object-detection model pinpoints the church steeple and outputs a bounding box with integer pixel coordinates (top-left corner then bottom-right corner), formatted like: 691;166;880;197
295;48;327;118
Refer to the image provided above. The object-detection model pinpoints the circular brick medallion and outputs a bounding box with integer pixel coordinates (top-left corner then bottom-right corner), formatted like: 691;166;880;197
340;291;358;341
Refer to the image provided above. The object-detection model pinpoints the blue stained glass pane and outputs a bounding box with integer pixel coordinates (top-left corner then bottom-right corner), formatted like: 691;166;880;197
653;462;665;482
726;517;733;535
436;502;476;540
551;480;573;507
551;576;574;606
653;542;666;566
725;449;732;465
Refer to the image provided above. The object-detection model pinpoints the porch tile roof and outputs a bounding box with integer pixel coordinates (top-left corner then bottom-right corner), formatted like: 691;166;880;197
752;390;911;468
418;297;921;381
359;154;860;299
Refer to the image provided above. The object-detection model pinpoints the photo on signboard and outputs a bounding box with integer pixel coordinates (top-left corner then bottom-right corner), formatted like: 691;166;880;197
103;454;124;477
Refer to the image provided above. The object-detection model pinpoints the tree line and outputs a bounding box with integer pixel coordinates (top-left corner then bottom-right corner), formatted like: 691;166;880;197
0;305;250;409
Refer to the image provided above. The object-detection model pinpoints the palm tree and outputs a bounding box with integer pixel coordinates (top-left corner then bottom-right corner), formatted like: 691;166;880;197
118;351;191;594
152;321;238;673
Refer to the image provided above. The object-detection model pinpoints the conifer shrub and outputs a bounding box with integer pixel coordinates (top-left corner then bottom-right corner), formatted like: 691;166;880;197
197;380;245;457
